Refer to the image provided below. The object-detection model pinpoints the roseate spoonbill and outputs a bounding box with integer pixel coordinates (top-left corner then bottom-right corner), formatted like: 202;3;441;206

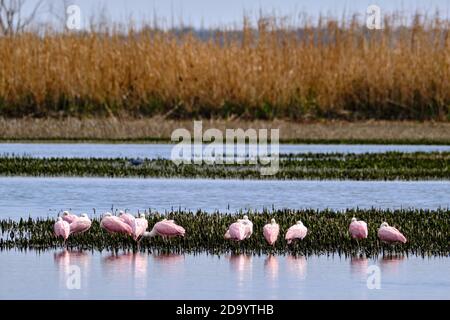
54;217;70;243
62;211;78;224
119;211;135;228
377;222;407;244
224;220;247;241
100;212;133;235
263;219;280;245
285;221;308;244
132;214;148;241
349;217;368;239
69;214;92;235
239;215;253;239
144;219;185;238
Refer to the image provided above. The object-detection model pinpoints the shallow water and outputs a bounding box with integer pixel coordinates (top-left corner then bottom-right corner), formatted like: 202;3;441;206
0;250;448;299
0;177;448;219
1;143;450;159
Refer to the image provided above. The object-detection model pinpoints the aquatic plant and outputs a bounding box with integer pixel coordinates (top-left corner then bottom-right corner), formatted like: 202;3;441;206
1;208;448;257
0;152;448;180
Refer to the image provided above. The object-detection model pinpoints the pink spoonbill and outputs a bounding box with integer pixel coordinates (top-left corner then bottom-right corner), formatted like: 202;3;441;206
285;221;308;244
54;217;70;243
69;213;92;235
144;219;185;239
263;219;280;245
119;210;136;228
239;215;253;239
62;211;78;224
100;212;133;235
349;217;368;240
224;220;247;241
132;213;149;241
377;222;407;244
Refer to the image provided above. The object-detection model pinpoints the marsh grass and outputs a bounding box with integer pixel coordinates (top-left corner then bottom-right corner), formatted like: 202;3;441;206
1;208;448;256
0;152;448;180
0;13;449;120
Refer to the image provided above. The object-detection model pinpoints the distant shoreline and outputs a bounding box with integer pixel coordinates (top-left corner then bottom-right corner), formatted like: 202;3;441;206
0;118;449;145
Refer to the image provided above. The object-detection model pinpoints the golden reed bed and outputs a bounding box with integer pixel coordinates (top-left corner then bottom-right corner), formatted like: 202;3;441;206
0;14;449;120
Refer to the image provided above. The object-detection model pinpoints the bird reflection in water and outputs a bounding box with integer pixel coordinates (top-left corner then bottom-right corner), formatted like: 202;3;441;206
264;255;279;281
102;251;148;297
286;255;307;280
228;254;252;296
53;250;90;291
379;255;406;274
350;256;369;278
152;253;185;265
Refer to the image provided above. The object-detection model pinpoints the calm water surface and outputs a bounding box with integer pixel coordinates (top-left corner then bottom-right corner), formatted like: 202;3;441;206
1;143;450;159
0;250;448;299
0;178;448;219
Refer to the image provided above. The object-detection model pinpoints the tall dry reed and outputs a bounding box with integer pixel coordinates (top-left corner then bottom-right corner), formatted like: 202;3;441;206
0;13;449;120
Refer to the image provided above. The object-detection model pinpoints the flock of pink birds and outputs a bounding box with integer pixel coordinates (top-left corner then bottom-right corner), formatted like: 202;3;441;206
54;212;407;245
53;210;185;243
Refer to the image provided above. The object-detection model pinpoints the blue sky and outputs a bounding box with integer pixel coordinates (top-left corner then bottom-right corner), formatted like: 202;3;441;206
29;0;450;29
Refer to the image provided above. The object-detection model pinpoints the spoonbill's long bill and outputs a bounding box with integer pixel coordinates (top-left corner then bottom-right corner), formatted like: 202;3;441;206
54;217;70;242
285;221;308;244
263;219;280;245
132;214;148;241
119;211;135;228
144;219;185;238
349;217;368;239
100;212;133;235
62;211;78;224
377;222;407;244
69;214;92;235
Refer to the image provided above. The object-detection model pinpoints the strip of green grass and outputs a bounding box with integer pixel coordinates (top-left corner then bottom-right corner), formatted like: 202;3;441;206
1;209;448;256
0;152;448;180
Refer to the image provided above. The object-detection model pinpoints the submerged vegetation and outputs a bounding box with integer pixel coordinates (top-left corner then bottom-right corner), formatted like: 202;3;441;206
0;14;449;120
0;152;448;180
0;209;448;256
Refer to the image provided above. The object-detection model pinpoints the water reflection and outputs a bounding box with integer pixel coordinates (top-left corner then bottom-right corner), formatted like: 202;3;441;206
1;250;448;299
286;255;307;280
101;252;148;297
228;254;252;298
350;257;369;278
53;250;90;294
264;255;279;281
153;253;185;265
379;255;406;274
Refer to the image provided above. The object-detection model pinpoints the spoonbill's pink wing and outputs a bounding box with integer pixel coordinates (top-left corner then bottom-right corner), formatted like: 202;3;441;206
349;221;368;239
69;218;92;234
227;222;246;241
263;224;279;245
54;220;70;240
244;224;253;239
378;226;407;243
62;214;78;224
119;213;136;228
101;216;133;235
133;218;149;240
155;220;185;237
285;224;307;243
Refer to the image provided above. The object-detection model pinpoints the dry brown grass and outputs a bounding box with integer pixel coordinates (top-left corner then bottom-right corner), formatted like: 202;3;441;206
1;117;449;143
0;14;449;120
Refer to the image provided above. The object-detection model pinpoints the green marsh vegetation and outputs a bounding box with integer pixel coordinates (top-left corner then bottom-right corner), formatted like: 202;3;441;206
1;209;448;256
0;152;448;180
